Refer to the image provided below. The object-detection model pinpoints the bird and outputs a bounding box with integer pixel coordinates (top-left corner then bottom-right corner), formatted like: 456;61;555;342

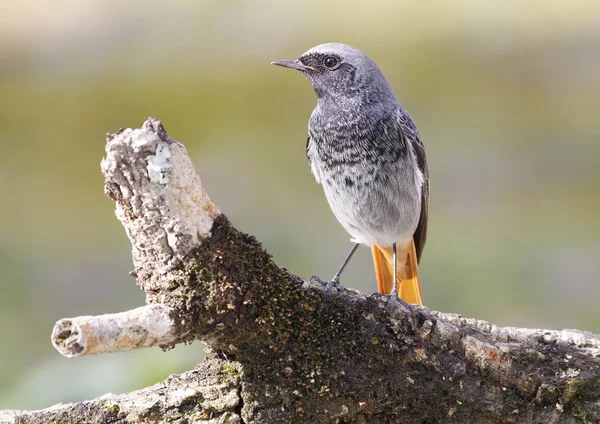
272;43;428;305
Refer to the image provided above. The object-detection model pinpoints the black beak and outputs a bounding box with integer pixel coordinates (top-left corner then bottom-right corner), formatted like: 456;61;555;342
271;59;313;72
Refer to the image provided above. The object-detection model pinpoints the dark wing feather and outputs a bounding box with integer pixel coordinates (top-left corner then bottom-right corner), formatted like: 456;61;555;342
412;134;429;263
398;114;429;264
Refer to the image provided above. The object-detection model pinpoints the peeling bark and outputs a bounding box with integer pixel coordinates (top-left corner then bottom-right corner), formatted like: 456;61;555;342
2;118;599;424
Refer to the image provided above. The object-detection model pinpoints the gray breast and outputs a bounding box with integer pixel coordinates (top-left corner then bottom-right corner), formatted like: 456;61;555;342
307;108;423;247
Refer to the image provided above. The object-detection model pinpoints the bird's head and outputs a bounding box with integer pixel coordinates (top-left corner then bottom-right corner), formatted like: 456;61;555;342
272;43;395;104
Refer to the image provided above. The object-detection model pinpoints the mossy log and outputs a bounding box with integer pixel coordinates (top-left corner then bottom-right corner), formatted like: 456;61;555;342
2;118;600;424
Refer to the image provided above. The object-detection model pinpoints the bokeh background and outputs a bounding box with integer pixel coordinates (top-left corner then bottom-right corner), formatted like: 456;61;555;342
1;0;599;411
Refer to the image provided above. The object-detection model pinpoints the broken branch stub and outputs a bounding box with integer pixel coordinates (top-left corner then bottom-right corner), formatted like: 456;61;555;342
101;118;221;293
51;304;178;358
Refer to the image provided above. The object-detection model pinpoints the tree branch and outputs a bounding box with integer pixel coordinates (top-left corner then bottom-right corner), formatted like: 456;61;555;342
51;304;178;358
1;359;242;424
2;118;599;423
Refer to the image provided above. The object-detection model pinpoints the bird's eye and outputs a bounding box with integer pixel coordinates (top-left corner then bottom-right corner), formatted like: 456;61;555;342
323;56;339;69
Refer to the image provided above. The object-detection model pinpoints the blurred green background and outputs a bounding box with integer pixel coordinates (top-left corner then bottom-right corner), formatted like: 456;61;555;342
1;0;599;411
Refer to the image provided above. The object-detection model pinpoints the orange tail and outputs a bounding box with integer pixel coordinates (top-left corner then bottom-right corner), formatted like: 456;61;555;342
371;238;424;305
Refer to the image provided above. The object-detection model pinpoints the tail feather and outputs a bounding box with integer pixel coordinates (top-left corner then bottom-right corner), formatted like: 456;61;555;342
371;239;424;305
372;245;394;295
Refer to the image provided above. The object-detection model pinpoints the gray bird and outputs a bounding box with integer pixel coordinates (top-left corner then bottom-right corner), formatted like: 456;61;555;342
272;43;428;305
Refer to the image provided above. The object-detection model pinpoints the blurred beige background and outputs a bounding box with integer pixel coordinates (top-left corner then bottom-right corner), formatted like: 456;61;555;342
1;0;599;411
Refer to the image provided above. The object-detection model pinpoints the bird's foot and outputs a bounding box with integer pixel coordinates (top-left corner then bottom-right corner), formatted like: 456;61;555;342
310;275;347;296
385;288;409;309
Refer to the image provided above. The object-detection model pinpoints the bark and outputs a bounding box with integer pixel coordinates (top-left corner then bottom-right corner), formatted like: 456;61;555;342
51;305;178;358
2;118;599;424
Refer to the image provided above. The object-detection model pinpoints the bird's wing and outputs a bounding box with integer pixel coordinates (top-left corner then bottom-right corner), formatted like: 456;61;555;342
399;115;429;263
415;176;428;262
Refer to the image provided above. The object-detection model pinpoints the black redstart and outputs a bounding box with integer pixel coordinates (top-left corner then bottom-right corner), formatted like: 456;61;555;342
272;43;428;305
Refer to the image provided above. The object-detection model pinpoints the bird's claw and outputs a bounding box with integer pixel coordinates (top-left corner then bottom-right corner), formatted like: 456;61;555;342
386;290;399;307
310;275;347;296
385;289;410;309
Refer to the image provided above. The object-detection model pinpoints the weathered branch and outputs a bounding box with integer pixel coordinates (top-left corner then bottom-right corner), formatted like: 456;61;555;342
2;118;600;423
51;304;178;358
0;358;242;424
